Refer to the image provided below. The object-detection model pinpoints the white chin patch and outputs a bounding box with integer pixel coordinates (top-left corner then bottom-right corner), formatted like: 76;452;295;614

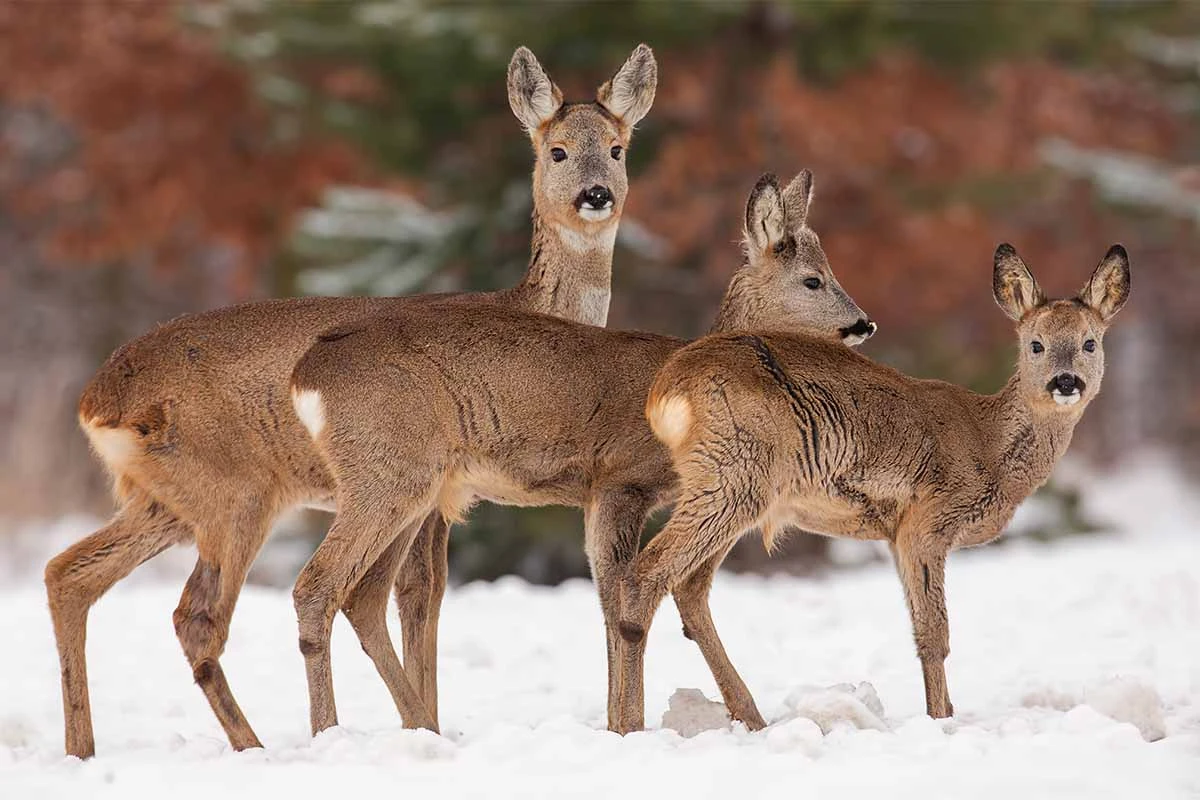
577;205;613;222
1052;390;1082;406
842;334;867;347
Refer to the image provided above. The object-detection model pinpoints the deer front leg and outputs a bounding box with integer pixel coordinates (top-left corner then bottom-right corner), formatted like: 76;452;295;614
891;537;953;718
583;489;652;732
672;545;765;731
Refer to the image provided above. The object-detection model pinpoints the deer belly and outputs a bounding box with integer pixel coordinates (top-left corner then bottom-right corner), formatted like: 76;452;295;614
769;492;894;542
438;459;563;519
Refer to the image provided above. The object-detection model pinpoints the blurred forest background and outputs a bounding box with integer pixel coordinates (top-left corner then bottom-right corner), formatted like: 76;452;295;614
1;0;1197;585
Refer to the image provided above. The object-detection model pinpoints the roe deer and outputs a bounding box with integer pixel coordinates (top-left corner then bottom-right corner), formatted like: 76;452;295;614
45;43;657;758
288;170;876;734
614;243;1131;733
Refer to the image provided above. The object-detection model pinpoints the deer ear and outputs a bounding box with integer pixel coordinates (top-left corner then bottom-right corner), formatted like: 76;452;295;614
1078;244;1131;323
992;243;1045;321
745;173;787;254
508;46;563;132
596;43;657;127
782;169;814;229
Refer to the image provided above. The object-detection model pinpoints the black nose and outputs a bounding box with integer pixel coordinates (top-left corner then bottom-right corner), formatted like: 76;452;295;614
580;185;613;209
840;318;876;339
1054;373;1077;393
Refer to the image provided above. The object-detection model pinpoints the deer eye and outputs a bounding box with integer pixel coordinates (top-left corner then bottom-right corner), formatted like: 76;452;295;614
1083;339;1096;352
550;147;567;163
610;145;623;160
803;277;822;290
1031;341;1044;354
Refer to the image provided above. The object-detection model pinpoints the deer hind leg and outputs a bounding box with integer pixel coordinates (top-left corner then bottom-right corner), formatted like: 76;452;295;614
44;492;190;758
393;512;450;725
890;537;953;718
616;479;765;734
172;499;275;751
293;481;437;737
341;518;437;732
583;489;652;732
672;543;766;731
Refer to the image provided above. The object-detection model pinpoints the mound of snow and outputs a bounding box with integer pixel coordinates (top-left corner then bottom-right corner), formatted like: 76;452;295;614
1022;677;1167;742
779;681;889;733
2;532;1197;799
1085;677;1167;742
660;688;731;737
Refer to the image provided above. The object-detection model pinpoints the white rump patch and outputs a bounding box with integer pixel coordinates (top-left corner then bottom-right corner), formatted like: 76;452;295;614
649;394;692;450
292;388;327;438
82;421;138;472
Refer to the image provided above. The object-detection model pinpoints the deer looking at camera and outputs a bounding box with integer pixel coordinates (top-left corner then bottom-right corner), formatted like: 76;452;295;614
288;170;876;735
45;43;657;758
614;243;1131;733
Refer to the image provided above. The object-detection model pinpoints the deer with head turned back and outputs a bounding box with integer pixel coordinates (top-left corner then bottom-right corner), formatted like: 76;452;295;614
614;243;1131;733
44;43;657;758
289;170;876;735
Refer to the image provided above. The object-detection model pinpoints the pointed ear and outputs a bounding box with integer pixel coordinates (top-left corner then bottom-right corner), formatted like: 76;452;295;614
782;169;814;230
745;173;787;254
992;243;1045;321
508;46;563;132
596;43;657;127
1078;244;1131;323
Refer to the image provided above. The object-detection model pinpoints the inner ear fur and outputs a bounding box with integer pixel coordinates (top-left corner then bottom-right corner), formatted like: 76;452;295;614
992;243;1045;321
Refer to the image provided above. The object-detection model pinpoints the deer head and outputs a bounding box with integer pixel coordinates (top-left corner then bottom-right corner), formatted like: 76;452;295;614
716;171;875;344
508;44;657;242
993;243;1131;411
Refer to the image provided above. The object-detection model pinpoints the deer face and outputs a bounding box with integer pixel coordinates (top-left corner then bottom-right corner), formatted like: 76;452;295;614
743;171;876;345
508;45;656;237
993;243;1131;412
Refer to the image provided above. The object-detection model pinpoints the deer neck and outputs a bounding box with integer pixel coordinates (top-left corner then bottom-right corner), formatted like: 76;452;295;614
709;268;764;334
982;374;1082;503
505;209;616;327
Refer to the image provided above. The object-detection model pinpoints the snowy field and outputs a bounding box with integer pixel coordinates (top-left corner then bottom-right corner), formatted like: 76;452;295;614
2;522;1199;799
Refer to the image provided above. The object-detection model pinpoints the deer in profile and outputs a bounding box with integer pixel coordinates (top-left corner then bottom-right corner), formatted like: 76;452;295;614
613;243;1131;733
45;43;657;758
288;169;877;735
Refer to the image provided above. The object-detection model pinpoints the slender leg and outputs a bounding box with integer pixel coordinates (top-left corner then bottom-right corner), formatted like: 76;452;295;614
582;489;652;732
393;513;449;724
341;520;437;731
672;545;766;730
421;514;449;720
172;499;276;751
891;537;953;718
293;487;436;736
616;472;765;734
44;493;189;758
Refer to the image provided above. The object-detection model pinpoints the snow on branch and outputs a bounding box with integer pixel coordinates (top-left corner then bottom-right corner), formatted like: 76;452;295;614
1039;138;1200;225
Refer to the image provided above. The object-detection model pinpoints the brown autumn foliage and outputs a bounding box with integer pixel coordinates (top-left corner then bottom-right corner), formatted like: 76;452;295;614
0;0;359;296
627;48;1196;351
0;1;361;518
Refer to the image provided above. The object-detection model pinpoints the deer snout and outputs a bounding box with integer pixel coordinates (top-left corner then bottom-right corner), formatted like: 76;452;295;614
840;318;876;346
1047;373;1085;406
576;185;615;220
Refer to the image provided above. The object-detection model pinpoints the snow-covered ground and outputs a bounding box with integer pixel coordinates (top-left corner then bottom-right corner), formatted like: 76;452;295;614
2;529;1198;799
